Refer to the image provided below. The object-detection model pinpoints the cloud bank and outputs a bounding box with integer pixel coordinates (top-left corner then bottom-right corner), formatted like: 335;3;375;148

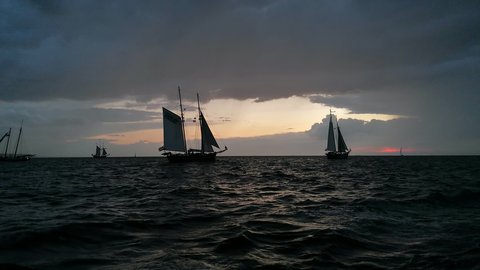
0;1;479;155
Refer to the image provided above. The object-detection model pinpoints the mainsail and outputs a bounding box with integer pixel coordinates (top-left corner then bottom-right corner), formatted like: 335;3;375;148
163;107;187;152
200;111;219;153
326;114;336;151
102;148;108;156
96;146;101;156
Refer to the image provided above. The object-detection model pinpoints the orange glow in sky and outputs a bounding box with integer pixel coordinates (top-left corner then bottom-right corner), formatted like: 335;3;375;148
377;147;416;153
92;96;404;146
379;147;400;153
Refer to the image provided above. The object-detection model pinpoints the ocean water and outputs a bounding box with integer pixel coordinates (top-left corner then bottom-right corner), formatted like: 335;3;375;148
0;156;479;270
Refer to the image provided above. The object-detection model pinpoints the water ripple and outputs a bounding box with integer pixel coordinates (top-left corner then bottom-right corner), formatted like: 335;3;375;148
0;156;479;269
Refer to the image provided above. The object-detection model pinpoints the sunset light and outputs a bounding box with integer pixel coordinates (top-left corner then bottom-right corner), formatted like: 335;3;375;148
90;96;404;151
377;147;416;154
1;2;479;269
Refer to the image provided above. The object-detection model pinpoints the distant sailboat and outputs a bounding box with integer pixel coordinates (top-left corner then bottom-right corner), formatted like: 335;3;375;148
92;145;109;158
325;110;351;159
400;146;404;156
0;122;35;162
159;86;227;162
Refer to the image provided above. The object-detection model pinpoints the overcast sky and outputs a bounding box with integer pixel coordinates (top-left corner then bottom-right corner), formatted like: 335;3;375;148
1;0;479;156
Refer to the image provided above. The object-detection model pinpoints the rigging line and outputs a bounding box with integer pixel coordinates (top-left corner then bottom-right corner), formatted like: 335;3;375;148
197;92;202;153
193;116;200;150
213;123;228;150
178;85;187;153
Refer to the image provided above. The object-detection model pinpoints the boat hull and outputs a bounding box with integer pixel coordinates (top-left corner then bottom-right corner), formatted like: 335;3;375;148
0;155;34;162
326;151;350;160
166;152;217;163
92;155;108;159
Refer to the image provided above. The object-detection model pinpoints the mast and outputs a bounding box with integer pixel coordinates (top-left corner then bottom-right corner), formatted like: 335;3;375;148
178;86;187;153
197;92;203;153
326;109;336;152
14;121;23;158
4;128;11;158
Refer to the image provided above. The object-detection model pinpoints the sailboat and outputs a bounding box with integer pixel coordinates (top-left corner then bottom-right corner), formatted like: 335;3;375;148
92;145;109;158
400;146;404;156
159;86;227;162
0;122;35;162
325;110;351;159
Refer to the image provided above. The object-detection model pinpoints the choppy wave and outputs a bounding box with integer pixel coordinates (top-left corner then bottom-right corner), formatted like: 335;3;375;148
0;156;479;269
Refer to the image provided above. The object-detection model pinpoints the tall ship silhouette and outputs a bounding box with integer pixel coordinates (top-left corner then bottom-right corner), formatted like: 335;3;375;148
325;110;351;159
159;87;227;162
0;121;34;162
92;145;109;158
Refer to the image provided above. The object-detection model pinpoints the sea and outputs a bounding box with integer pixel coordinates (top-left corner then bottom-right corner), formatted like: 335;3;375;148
0;156;479;270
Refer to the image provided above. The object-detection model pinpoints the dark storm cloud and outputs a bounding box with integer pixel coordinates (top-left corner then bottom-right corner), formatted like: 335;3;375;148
1;0;478;103
1;0;479;156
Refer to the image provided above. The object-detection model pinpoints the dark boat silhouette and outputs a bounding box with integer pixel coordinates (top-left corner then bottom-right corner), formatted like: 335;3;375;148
159;87;227;163
92;145;109;158
325;110;351;159
0;122;34;162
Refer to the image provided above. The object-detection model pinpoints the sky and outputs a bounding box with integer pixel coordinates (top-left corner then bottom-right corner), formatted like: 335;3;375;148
1;0;479;157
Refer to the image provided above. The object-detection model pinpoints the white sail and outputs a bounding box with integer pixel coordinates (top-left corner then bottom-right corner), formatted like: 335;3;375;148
200;111;219;153
326;114;336;151
163;107;186;152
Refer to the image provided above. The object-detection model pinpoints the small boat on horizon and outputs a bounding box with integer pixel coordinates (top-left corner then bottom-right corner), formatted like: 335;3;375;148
325;110;351;159
0;122;35;162
159;86;227;162
92;145;109;159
